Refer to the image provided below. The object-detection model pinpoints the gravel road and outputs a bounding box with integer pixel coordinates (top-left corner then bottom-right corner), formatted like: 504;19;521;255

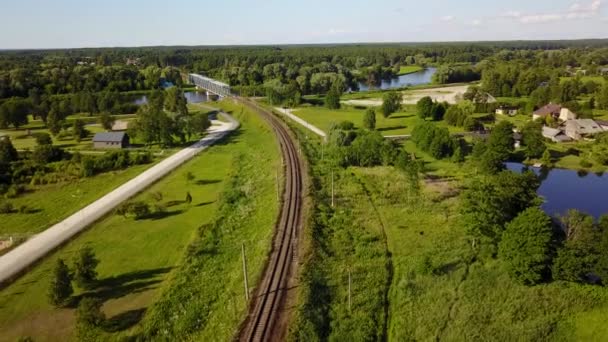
0;113;238;285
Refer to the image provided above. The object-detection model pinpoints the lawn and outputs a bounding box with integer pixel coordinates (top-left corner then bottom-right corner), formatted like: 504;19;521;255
291;105;465;136
398;65;423;75
0;163;152;237
0;100;281;341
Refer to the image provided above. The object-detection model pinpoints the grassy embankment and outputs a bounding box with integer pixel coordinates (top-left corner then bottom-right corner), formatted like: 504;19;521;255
398;65;424;75
286;109;608;340
0;100;281;342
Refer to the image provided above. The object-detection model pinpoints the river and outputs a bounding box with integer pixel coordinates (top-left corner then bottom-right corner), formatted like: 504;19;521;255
506;162;608;219
132;91;210;105
357;67;437;91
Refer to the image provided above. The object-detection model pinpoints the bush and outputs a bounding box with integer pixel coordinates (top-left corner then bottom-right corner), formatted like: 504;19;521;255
336;121;355;130
580;159;593;168
0;201;14;214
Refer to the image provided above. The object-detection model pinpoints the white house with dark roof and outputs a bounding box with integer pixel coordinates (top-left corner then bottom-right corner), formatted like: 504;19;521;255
92;132;130;149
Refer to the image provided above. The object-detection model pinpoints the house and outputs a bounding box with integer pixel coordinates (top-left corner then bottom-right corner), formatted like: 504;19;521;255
92;132;130;149
542;126;572;142
564;119;605;140
496;106;518;116
513;131;522;148
533;104;562;121
596;120;608;130
600;67;608;75
111;120;129;131
559;108;577;121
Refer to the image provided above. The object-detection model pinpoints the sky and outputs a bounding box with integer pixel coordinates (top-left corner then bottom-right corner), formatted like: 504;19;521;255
1;0;607;49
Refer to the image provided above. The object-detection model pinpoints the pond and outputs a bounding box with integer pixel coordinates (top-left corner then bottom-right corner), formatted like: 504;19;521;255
356;67;437;91
506;162;608;219
132;91;211;105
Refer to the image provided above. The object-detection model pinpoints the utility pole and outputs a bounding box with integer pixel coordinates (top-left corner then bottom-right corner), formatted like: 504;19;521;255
348;270;352;312
241;243;249;301
321;143;324;161
331;170;335;208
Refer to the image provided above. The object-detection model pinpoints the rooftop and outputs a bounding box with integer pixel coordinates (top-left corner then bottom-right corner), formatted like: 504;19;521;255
92;132;128;143
534;103;562;116
566;119;604;135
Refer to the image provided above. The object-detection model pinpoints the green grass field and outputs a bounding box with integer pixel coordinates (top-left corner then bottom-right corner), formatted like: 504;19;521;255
398;65;423;75
0;163;152;237
356;166;608;340
287;114;608;340
0;101;281;341
291;106;465;136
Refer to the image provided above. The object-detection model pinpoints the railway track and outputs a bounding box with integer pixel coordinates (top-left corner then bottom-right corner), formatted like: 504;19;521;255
236;98;303;342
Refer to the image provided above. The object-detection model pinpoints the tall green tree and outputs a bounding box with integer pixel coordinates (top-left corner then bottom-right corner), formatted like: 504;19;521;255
0;137;18;164
521;121;546;158
382;91;402;118
0;98;31;129
363;108;376;130
72;119;88;142
461;170;541;242
47;258;73;307
499;207;554;285
76;297;106;341
46;109;63;136
99;112;115;131
73;246;100;290
325;85;341;110
416;96;433;119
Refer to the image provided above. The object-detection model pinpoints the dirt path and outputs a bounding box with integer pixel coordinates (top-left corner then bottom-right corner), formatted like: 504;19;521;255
343;85;472;107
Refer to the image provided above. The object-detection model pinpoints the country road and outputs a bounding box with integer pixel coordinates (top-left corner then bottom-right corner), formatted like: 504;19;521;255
0;113;239;285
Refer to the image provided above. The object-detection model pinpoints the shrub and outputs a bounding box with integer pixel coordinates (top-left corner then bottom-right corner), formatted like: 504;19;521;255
0;201;14;214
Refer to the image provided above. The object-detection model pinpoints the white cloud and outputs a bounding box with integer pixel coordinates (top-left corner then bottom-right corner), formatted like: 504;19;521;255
520;14;563;24
440;15;454;22
471;19;483;26
502;11;522;18
328;28;349;35
507;0;603;24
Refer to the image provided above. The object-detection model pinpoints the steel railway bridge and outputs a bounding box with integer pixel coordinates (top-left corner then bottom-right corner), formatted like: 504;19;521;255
188;73;232;97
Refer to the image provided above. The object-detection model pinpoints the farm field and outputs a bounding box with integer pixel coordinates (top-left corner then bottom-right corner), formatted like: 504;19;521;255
0;100;281;342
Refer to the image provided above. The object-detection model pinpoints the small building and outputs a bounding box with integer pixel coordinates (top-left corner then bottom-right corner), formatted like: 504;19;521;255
559;108;577;122
596;120;608;130
533;104;562;121
599;67;608;75
565;119;604;140
496;106;518;116
92;132;130;149
542;126;572;142
513;132;522;148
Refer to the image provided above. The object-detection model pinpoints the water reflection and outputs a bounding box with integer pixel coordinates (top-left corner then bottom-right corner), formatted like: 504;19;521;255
357;67;437;91
132;91;210;105
506;162;608;218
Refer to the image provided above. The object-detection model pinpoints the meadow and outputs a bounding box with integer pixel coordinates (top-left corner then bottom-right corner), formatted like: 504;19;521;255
286;113;608;341
291;105;465;137
0;100;281;341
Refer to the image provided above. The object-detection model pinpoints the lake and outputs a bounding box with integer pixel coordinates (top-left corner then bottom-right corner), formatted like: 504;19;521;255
506;162;608;219
356;67;437;91
132;91;210;105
